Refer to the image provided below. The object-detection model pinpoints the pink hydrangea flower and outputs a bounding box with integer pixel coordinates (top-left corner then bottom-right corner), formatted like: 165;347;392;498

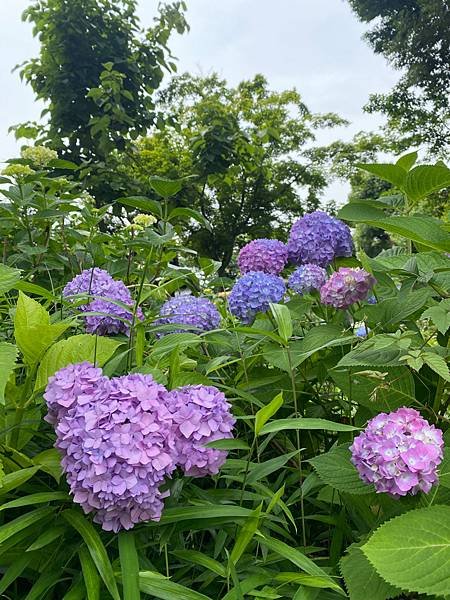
320;267;376;309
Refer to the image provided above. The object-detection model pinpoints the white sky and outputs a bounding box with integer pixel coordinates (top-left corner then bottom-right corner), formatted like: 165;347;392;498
0;0;399;203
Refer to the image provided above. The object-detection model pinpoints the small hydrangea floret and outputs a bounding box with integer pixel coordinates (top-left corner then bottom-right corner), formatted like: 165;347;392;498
350;407;444;497
288;264;327;296
63;268;143;336
320;267;376;309
228;271;286;324
238;239;288;275
155;294;221;335
287;211;353;267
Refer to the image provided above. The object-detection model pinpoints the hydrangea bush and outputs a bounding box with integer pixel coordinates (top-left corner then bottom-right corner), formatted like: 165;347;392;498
1;158;450;600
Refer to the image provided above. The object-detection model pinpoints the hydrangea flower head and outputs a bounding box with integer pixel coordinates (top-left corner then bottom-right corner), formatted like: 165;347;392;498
238;239;288;275
287;211;353;267
21;145;58;167
355;325;371;338
288;264;327;296
320;267;376;309
63;268;143;336
228;271;286;324
350;407;444;497
166;385;235;477
155;294;221;335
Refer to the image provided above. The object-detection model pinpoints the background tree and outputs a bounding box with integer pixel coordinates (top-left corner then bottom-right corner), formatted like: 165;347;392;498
348;0;450;156
126;73;347;273
15;0;188;206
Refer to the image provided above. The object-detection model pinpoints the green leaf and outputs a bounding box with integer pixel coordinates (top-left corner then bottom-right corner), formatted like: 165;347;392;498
338;335;411;368
270;303;293;342
256;534;345;595
79;546;100;600
62;579;86;600
139;571;213;600
48;158;78;170
33;448;63;482
0;555;32;595
309;445;374;494
438;447;450;489
0;466;40;495
0;342;18;404
62;509;120;600
35;334;121;390
119;531;140;600
117;195;162;217
0;507;54;545
363;216;450;253
172;550;226;578
0;491;69;512
23;570;60;600
403;165;450;202
14;292;72;365
340;545;399;600
422;351;450;382
357;163;406;188
422;301;450;335
362;505;450;597
259;418;359;435
168;207;211;231
396;151;418;172
149;175;185;198
230;504;262;564
255;392;284;435
337;202;387;223
358;288;431;327
247;450;300;484
0;264;21;295
27;525;66;551
205;439;250;450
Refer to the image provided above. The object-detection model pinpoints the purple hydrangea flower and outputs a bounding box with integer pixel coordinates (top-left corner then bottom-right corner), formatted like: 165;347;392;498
350;407;444;497
228;271;286;324
288;264;327;296
46;366;177;532
155;294;221;335
320;267;376;309
166;385;235;477
238;239;288;275
63;268;143;336
287;211;353;267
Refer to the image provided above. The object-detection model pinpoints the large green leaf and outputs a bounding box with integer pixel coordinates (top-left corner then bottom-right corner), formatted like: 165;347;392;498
149;505;254;526
149;175;185;198
403;165;450;202
0;264;21;295
139;571;212;600
0;506;53;545
14;292;72;365
35;334;121;390
117;195;162;217
395;151;418;172
338;335;412;368
356;288;431;328
63;509;120;600
364;216;450;253
79;546;100;600
340;545;399;600
0;342;18;404
362;505;450;596
309;445;373;494
230;504;262;564
255;392;284;435
168;207;211;231
259;418;359;435
119;531;140;600
357;163;407;189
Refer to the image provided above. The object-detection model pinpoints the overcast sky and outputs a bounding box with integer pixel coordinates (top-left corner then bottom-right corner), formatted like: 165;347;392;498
0;0;399;202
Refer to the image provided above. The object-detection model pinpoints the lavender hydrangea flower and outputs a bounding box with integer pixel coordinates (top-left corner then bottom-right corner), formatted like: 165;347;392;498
320;267;376;309
63;268;143;336
46;367;177;532
350;407;444;497
288;264;327;296
355;325;371;337
287;211;353;267
238;239;288;275
155;294;221;335
166;385;235;477
228;271;286;324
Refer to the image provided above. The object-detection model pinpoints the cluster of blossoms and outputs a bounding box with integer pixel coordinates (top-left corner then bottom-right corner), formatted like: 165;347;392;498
45;363;235;531
21;145;58;167
350;407;444;497
155;294;221;335
237;239;288;275
287;211;353;267
288;264;327;296
228;271;286;324
63;268;143;336
2;164;34;180
133;213;157;228
320;267;376;309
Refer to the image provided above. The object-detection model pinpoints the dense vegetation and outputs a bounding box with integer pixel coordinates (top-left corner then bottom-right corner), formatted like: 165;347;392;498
1;1;449;599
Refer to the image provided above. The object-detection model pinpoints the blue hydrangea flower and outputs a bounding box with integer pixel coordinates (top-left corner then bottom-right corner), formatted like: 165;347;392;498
155;294;221;335
228;271;286;324
288;264;327;295
287;211;353;267
355;325;370;337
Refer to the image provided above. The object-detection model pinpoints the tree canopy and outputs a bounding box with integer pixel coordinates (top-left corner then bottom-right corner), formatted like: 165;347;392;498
348;0;450;156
